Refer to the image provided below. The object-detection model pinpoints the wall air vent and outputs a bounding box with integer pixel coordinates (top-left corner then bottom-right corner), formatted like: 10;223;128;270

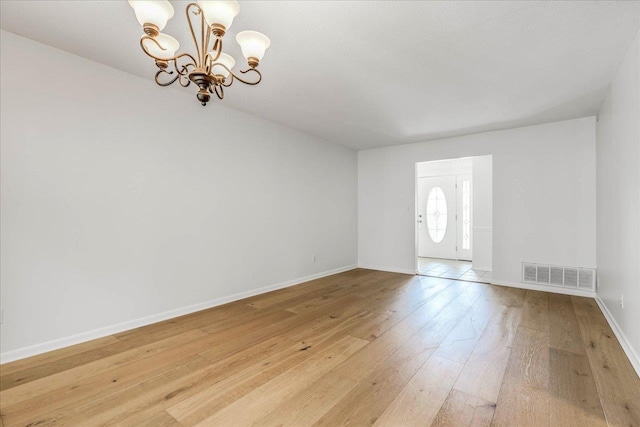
536;265;550;284
522;262;595;292
564;268;578;287
523;263;537;282
578;269;595;289
549;266;564;286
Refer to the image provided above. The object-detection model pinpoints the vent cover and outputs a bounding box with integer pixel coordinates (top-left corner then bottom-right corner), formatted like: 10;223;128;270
564;268;578;287
523;263;537;282
536;266;550;284
550;267;564;286
579;269;595;289
522;262;595;292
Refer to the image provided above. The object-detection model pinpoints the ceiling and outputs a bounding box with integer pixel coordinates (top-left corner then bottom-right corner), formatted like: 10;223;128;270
1;1;639;150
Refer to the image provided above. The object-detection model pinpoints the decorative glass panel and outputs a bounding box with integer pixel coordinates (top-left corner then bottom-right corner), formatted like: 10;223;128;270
462;180;471;250
426;186;447;243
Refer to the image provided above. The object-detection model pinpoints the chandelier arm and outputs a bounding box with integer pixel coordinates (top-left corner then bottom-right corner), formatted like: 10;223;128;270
203;22;212;70
209;63;262;86
204;54;210;75
200;4;206;66
231;67;263;85
173;58;194;76
154;68;181;87
140;36;198;66
203;36;219;75
185;3;202;67
221;73;234;87
214;84;224;99
209;38;222;63
179;74;192;87
154;58;196;88
176;63;195;87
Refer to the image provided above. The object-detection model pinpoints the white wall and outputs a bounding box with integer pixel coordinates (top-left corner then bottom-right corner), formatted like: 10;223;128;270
0;31;357;361
595;28;640;370
472;156;493;271
358;117;596;285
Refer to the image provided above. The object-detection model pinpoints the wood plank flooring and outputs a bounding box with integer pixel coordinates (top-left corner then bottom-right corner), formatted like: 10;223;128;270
1;269;639;426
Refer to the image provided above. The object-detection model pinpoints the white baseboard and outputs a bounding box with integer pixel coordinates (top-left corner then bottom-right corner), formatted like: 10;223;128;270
0;264;357;364
490;279;596;298
358;264;416;275
595;296;640;378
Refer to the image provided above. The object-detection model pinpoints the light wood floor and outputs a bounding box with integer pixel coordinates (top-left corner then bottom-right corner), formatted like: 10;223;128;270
417;257;492;282
1;269;639;426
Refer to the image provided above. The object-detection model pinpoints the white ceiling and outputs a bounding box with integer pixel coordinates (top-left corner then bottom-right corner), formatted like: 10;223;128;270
1;1;639;150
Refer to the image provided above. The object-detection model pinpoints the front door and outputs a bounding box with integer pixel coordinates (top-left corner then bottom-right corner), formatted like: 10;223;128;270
418;176;457;259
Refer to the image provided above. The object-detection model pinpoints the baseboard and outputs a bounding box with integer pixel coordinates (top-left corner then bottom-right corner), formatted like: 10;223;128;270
0;264;357;364
595;295;640;378
490;279;596;298
357;264;416;275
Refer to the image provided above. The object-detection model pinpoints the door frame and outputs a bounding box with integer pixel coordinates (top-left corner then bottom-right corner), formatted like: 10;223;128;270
414;160;474;273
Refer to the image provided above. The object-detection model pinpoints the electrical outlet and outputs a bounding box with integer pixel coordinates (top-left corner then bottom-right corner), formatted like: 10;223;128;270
312;255;316;263
620;295;624;309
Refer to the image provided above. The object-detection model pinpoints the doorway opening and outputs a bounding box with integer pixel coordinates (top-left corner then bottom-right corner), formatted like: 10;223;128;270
415;155;493;282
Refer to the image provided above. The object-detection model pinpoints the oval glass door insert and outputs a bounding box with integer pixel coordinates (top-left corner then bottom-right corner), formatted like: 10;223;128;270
426;186;447;243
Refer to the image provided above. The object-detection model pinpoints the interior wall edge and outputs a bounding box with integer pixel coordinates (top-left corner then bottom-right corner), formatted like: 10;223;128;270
594;26;640;375
0;264;357;365
596;295;640;378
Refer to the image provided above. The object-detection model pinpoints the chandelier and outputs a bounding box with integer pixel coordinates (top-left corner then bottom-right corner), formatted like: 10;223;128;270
128;1;270;106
